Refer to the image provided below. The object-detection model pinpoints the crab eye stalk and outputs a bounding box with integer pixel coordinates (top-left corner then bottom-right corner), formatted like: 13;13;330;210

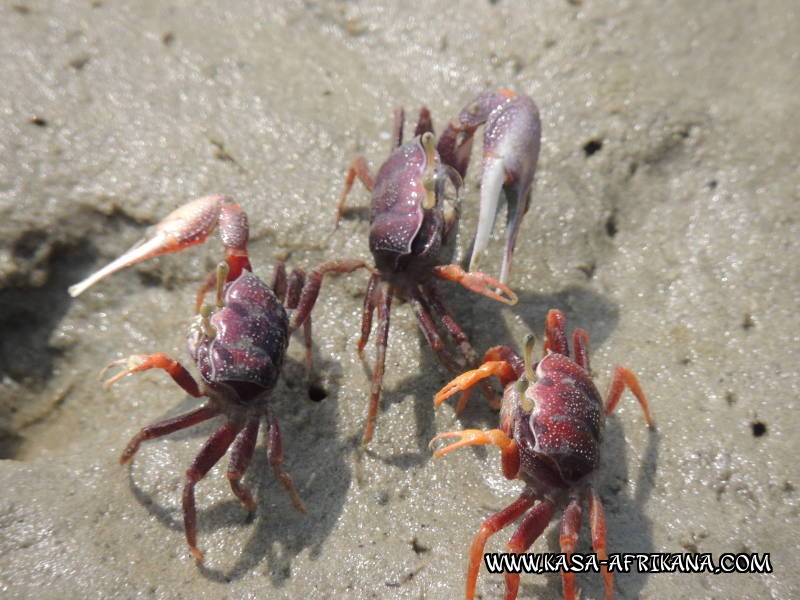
421;131;438;210
199;304;217;339
523;333;536;382
215;261;229;308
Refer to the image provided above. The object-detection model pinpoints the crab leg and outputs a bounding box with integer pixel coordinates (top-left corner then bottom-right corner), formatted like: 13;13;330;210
588;488;614;600
183;421;241;563
227;417;260;513
604;365;656;429
68;195;250;298
409;289;465;375
559;499;584;600
504;500;557;600
120;405;218;465
334;156;374;228
424;282;479;366
362;283;392;445
265;407;307;514
432;264;517;305
286;259;370;333
357;272;381;357
462;490;536;600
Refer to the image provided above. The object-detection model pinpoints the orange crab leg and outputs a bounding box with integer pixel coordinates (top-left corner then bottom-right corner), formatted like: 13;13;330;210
432;264;518;305
604;365;656;429
464;491;536;600
430;428;519;480
434;360;516;411
588;488;613;600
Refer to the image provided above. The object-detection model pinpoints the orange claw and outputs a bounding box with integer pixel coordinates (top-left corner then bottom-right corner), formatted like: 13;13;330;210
432;264;518;305
434;360;514;409
100;354;152;389
430;428;519;479
430;428;514;458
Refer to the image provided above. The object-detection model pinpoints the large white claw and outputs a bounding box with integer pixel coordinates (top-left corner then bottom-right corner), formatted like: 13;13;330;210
468;93;540;285
439;91;541;285
68;195;230;297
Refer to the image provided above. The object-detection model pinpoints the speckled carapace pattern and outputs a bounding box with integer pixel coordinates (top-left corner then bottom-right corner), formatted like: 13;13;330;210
193;272;288;394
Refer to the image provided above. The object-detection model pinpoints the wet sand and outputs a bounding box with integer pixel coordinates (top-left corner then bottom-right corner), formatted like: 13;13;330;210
1;1;797;598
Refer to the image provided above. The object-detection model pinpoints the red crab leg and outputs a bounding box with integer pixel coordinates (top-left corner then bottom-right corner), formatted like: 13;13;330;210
357;272;381;357
543;309;570;357
409;289;466;376
463;490;536;600
183;421;242;563
227;417;260;513
432;264;518;305
287;259;371;333
559;498;583;600
588;488;613;600
285;267;314;373
603;365;656;429
271;260;288;302
101;352;202;396
424;282;479;365
362;283;392;445
334;156;374;228
119;405;218;465
68;195;250;300
423;283;501;412
572;327;590;373
265;407;307;514
430;428;519;480
504;500;557;600
433;361;516;409
412;106;433;138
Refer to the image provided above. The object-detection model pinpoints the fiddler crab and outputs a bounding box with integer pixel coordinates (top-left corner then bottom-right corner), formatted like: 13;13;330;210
335;89;541;444
69;195;368;562
432;309;655;600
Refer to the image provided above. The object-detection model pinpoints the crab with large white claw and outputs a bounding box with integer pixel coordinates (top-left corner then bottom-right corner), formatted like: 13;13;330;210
68;194;369;563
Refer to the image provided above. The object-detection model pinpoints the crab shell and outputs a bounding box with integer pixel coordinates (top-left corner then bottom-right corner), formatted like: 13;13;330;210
188;271;288;403
503;352;605;496
368;136;462;287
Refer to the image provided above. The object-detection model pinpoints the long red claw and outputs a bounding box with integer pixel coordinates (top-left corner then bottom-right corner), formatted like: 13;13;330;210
432;264;518;305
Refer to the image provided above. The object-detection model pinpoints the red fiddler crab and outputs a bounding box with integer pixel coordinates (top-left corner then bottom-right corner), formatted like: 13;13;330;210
69;195;368;562
335;90;541;444
432;309;655;600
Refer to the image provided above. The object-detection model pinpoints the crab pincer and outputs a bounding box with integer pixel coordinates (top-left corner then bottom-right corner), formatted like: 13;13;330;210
438;90;541;285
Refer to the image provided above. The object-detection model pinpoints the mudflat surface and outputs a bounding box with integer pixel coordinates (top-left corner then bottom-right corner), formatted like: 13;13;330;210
1;1;797;599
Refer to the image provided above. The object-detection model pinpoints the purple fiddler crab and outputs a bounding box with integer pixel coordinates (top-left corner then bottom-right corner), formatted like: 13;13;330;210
69;195;368;562
432;309;655;600
335;90;541;444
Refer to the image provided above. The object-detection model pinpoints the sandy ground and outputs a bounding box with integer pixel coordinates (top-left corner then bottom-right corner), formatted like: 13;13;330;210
1;1;798;599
